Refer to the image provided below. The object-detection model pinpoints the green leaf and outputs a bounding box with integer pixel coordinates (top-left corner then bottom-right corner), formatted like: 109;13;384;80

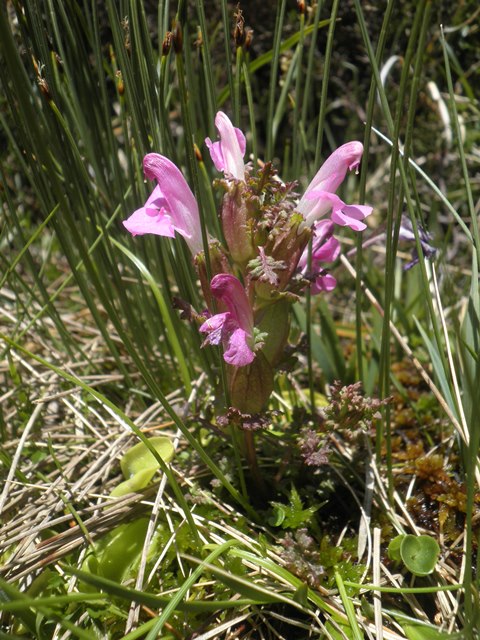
401;622;454;640
400;535;440;577
387;534;405;564
183;555;303;608
293;583;309;606
65;560;267;613
110;468;157;498
269;486;318;529
120;436;175;478
391;613;461;640
109;436;175;497
81;519;150;583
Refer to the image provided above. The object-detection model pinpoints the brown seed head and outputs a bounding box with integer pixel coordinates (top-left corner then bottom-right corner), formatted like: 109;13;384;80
233;5;246;47
37;77;52;102
162;31;173;56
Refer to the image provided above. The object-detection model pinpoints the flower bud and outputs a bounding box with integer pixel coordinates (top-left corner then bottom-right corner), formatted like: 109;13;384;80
221;183;256;265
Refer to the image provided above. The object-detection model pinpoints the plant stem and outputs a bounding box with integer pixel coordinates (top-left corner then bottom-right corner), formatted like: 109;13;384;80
243;431;266;499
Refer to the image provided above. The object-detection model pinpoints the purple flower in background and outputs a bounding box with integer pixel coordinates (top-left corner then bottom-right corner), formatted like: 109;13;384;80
297;142;372;230
123;153;203;255
199;274;255;366
398;215;436;269
205;111;246;181
298;220;341;294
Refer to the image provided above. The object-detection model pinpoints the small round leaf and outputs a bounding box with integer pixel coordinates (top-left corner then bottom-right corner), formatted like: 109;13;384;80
400;535;440;576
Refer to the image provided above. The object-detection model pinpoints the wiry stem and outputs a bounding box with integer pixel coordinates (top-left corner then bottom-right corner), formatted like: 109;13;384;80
243;431;266;499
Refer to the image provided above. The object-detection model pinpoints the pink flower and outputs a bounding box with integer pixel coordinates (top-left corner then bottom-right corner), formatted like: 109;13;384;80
199;274;255;366
205;111;246;181
298;220;341;294
306;191;372;231
123;153;203;255
297;142;372;231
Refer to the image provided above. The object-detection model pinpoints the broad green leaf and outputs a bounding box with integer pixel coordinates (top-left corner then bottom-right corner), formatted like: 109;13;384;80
400;535;440;577
83;519;149;583
109;436;175;497
120;436;175;479
110;468;156;498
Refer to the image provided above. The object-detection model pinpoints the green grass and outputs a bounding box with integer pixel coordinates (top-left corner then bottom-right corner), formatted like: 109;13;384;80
1;1;479;638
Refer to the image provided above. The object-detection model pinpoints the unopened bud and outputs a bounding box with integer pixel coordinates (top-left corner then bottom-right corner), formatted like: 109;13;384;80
244;29;253;50
221;184;256;265
172;21;183;53
162;31;173;56
297;0;306;14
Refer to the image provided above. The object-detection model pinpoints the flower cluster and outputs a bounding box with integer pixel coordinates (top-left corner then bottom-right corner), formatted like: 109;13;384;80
123;112;372;414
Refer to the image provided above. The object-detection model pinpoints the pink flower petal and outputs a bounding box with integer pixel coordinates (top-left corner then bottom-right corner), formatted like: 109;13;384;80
205;111;246;181
305;141;364;195
205;139;224;172
199;312;231;346
313;235;341;262
122;206;175;237
210;274;254;336
145;184;166;209
331;203;372;231
297;141;364;223
304;191;371;231
142;153;203;254
223;327;255;366
311;273;337;295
